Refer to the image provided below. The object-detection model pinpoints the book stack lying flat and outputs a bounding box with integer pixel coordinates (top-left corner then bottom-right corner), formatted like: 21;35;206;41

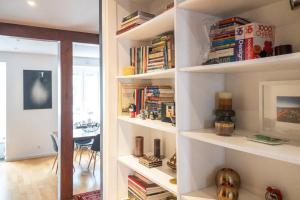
205;17;250;65
130;46;149;74
145;86;174;117
117;11;155;35
148;32;175;72
128;173;173;200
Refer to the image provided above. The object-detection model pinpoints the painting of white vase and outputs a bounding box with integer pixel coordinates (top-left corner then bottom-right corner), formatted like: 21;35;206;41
23;70;52;110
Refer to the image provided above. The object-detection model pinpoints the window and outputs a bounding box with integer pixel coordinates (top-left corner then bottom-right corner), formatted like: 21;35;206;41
73;66;100;124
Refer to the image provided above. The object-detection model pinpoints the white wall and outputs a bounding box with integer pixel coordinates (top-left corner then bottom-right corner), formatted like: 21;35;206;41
0;52;59;161
0;62;6;141
0;62;6;159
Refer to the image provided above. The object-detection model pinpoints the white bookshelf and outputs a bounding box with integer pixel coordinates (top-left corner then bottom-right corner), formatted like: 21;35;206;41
182;186;260;200
180;52;300;73
178;0;282;16
116;68;175;80
181;129;300;165
118;116;177;134
118;155;178;195
116;8;174;41
103;0;300;199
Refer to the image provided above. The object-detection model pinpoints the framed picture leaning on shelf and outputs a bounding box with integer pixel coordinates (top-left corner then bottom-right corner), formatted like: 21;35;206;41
119;83;149;114
259;80;300;140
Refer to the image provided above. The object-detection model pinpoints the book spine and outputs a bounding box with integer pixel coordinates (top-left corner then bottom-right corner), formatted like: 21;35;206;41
149;52;164;59
211;38;235;47
128;176;147;192
122;11;138;22
210;25;239;37
121;16;150;26
217;17;249;26
117;24;139;35
211;43;235;51
244;24;254;60
219;55;236;63
135;89;139;115
235;25;245;61
128;184;147;199
123;11;154;22
208;48;234;60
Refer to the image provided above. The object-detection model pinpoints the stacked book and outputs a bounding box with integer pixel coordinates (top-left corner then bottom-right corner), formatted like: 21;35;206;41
145;86;174;116
128;173;173;200
148;32;175;72
206;17;250;64
130;46;149;74
117;11;155;35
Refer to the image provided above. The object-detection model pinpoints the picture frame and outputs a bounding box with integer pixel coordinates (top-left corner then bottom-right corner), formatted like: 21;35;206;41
23;70;52;110
259;80;300;140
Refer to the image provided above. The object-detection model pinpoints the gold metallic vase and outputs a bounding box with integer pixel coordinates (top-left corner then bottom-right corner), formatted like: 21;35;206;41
217;185;239;200
216;168;241;189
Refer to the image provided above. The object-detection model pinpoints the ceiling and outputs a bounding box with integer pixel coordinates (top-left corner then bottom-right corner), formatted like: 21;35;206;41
0;35;99;58
0;0;99;33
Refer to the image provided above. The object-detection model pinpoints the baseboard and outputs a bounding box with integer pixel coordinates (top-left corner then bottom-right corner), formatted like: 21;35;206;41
5;152;57;162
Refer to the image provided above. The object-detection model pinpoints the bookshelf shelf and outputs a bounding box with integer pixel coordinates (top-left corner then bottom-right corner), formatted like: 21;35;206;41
104;0;300;199
118;155;178;195
181;129;300;165
177;0;281;17
116;68;175;80
116;8;174;41
181;186;260;200
179;52;300;73
118;116;177;134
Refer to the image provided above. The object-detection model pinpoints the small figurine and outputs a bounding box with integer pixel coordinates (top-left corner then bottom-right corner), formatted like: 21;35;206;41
150;112;156;120
129;104;136;118
139;109;146;120
265;187;283;200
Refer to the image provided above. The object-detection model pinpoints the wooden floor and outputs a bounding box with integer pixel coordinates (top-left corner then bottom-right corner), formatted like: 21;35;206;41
0;151;100;200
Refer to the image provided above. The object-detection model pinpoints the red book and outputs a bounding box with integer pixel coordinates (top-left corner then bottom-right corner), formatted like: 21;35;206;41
135;89;139;115
128;175;158;190
217;17;249;26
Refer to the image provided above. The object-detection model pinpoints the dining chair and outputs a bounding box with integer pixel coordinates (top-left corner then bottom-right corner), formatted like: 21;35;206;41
74;138;94;165
50;133;58;174
88;134;100;174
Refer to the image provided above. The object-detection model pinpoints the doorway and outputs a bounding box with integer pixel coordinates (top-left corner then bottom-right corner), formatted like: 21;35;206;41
0;35;60;199
0;23;100;199
72;43;101;196
0;62;6;160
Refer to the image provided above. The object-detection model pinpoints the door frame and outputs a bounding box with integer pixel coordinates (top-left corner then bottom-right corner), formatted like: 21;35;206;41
0;22;99;200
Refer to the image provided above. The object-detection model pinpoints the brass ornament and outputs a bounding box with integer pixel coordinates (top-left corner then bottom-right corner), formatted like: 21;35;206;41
217;185;239;200
167;153;176;171
215;168;241;189
169;178;177;184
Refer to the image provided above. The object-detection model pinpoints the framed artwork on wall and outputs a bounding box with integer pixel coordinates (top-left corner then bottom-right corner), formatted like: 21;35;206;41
23;70;52;110
259;80;300;140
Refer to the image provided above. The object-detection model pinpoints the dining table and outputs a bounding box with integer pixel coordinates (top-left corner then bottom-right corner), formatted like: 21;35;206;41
52;129;99;142
73;128;100;141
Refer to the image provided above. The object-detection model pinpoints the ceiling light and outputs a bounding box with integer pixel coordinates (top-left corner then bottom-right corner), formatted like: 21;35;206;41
27;0;36;7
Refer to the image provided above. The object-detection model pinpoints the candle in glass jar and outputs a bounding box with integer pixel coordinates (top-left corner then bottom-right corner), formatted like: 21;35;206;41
218;92;232;110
